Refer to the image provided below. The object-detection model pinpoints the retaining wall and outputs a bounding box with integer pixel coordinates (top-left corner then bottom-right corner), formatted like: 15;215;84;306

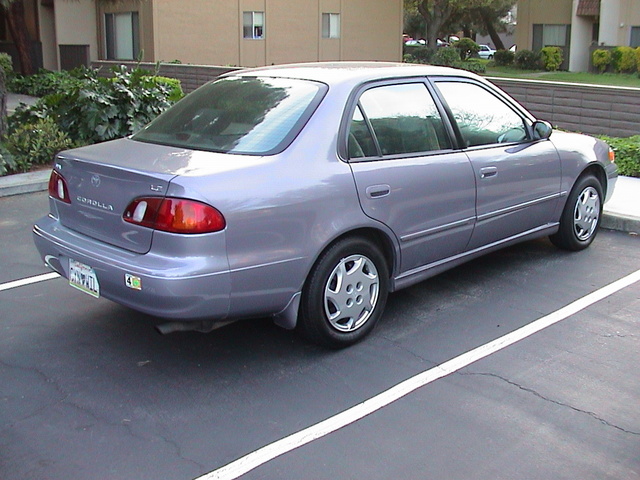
91;61;239;94
489;77;640;138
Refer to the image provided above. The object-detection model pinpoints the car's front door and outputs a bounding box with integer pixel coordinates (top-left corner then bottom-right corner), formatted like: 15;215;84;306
346;81;476;275
433;79;562;250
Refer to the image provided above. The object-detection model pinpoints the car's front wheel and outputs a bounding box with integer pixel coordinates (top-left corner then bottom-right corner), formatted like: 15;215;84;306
550;174;603;251
298;237;389;348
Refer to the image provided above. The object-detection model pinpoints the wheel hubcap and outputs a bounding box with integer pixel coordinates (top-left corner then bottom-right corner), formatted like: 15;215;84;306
323;254;379;332
573;186;600;241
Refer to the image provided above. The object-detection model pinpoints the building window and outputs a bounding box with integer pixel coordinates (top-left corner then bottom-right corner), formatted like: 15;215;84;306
532;24;569;51
322;13;340;39
105;12;140;60
243;11;264;39
631;26;640;47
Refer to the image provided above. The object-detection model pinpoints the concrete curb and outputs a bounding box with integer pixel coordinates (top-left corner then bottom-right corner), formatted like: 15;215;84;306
601;213;640;235
0;169;50;198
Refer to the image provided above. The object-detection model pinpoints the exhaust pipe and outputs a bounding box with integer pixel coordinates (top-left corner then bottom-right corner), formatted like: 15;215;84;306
155;319;237;335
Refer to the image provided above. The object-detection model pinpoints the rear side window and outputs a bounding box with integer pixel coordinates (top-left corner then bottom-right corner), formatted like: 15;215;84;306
133;76;325;155
435;81;529;147
348;83;451;159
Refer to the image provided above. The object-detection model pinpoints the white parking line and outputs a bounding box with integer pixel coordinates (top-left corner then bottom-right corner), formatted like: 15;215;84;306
196;268;640;480
0;272;60;292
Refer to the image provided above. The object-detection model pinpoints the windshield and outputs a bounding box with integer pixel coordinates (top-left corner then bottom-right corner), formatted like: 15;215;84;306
132;76;326;155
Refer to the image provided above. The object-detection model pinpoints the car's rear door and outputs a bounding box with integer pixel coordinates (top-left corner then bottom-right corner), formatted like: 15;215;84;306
432;78;562;250
346;80;476;275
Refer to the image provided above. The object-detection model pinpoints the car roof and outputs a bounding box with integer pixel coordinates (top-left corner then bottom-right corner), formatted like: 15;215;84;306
223;61;480;86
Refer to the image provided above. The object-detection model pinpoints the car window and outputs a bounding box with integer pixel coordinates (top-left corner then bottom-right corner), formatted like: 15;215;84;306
349;106;378;158
132;76;325;155
350;83;451;158
435;81;529;147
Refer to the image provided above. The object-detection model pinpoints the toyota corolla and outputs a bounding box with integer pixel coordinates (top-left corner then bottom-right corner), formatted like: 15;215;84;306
33;62;617;348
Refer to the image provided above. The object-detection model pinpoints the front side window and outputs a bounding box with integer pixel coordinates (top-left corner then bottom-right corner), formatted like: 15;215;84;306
348;83;450;159
243;11;264;39
435;81;528;147
322;13;340;39
133;76;325;155
105;12;140;60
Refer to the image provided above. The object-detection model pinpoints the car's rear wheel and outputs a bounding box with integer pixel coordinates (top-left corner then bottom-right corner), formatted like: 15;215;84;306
550;174;603;251
298;237;389;348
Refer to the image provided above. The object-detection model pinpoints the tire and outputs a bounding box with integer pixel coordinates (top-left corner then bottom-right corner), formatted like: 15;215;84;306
550;175;603;251
298;237;389;348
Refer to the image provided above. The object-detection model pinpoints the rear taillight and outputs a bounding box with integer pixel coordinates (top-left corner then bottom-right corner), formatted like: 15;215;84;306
608;147;615;163
123;197;226;234
48;170;71;203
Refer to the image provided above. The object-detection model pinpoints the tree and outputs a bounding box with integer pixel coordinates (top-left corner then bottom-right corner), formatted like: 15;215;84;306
473;0;515;51
0;0;33;75
405;0;456;50
404;0;515;51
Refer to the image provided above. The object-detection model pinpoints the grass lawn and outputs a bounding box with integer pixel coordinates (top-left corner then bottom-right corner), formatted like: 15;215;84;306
484;65;640;88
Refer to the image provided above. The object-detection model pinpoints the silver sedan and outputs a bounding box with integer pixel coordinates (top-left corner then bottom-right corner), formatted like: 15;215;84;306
33;62;617;348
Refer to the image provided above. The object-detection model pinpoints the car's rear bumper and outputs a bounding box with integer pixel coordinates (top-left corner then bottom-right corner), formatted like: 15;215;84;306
33;215;231;320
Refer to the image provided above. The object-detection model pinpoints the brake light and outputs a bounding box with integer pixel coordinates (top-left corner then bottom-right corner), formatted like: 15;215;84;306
48;170;71;203
608;147;615;163
123;197;226;234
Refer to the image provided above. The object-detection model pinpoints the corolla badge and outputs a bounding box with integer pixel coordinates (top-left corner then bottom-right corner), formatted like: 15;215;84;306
76;196;114;211
91;174;101;187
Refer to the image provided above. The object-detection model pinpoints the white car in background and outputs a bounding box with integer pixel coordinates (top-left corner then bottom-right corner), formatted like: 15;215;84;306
478;44;496;59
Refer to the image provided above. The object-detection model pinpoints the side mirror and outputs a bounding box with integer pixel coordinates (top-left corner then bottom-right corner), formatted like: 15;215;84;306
532;120;553;140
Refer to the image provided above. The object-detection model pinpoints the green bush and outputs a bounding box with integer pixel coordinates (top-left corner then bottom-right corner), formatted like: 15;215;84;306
403;53;418;63
453;59;486;74
493;50;515;66
402;45;434;64
5;117;73;173
432;47;460;67
592;49;612;73
153;76;184;102
10;65;183;145
0;145;16;176
453;37;480;61
514;49;541;70
599;135;640;178
540;46;563;71
610;46;637;73
636;47;640;74
0;53;14;80
9;68;86;96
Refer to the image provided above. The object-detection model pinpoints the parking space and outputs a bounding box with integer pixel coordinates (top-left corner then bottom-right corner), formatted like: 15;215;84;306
2;191;639;480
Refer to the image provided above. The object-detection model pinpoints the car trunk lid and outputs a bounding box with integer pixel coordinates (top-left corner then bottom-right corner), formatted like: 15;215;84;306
53;139;179;254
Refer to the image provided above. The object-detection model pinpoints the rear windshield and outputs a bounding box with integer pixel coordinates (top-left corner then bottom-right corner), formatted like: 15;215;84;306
132;76;326;155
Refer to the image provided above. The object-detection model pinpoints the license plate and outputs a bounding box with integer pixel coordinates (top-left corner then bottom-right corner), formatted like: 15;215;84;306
69;259;100;298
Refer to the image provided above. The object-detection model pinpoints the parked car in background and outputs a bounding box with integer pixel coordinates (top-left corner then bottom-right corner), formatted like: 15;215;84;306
33;62;617;349
478;44;496;59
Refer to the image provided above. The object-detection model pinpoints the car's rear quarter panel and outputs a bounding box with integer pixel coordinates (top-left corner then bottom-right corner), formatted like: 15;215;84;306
167;85;384;318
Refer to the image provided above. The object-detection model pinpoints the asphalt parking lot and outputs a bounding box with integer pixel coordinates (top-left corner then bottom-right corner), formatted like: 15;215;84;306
2;191;639;480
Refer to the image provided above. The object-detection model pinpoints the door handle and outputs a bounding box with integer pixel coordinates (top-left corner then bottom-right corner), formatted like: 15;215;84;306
480;166;498;179
366;184;391;198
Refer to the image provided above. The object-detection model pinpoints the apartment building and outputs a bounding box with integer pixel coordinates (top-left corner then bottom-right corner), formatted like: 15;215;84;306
516;0;640;71
1;0;402;72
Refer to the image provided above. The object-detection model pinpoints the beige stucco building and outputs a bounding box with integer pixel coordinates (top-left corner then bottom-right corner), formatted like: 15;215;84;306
0;0;402;72
516;0;640;71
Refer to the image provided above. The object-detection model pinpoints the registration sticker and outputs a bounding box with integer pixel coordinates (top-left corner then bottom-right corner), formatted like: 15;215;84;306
125;274;142;291
69;259;100;298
